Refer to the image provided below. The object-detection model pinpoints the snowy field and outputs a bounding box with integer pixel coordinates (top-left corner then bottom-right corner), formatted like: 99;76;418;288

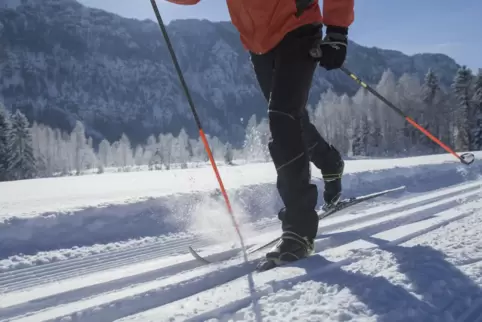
1;152;482;321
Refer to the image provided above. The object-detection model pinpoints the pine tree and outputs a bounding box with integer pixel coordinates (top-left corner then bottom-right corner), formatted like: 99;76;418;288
452;66;473;151
352;114;369;156
8;110;36;180
71;120;87;175
224;142;234;165
144;135;157;169
243;115;265;161
421;69;440;106
98;139;112;169
118;133;133;169
0;104;13;181
149;148;163;170
472;69;482;150
134;145;144;166
256;118;271;161
176;128;190;168
420;69;441;151
159;133;174;169
367;121;383;156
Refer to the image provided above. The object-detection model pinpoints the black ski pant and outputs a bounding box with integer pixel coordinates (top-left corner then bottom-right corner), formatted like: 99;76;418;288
250;24;333;240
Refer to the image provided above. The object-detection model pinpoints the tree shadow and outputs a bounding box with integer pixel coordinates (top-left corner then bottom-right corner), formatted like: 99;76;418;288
269;255;437;322
264;236;482;321
365;236;482;321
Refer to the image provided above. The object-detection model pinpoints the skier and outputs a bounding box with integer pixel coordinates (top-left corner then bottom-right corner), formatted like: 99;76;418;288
167;0;354;266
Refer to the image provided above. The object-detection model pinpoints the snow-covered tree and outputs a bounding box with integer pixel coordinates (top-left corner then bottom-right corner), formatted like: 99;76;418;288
0;64;475;180
30;123;48;176
255;117;271;161
66;120;97;174
472;69;482;150
224;142;234;165
7;110;36;180
419;69;441;151
242;115;269;162
189;138;206;163
134;145;144;166
71;120;87;175
159;133;174;169
0;104;13;181
422;69;440;106
143;134;158;169
98;138;112;170
85;137;98;170
175;128;190;168
207;134;226;161
352;114;369;156
116;133;133;169
452;66;473;151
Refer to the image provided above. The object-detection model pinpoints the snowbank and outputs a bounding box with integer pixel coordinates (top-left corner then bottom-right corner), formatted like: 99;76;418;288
0;153;481;264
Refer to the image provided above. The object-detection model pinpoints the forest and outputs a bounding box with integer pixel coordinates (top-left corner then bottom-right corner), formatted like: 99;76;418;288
0;66;481;182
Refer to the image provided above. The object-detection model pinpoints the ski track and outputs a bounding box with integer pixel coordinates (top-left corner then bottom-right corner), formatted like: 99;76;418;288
2;153;482;266
1;180;481;322
0;221;278;294
43;206;482;322
1;180;479;295
116;202;482;322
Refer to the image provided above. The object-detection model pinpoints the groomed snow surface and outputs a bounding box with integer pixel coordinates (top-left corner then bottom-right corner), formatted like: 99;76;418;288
1;152;482;322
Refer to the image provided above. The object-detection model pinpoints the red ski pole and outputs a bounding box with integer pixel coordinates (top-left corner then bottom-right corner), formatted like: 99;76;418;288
149;0;249;255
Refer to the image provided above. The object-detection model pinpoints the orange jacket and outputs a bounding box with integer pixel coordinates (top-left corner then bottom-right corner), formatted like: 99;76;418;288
166;0;354;54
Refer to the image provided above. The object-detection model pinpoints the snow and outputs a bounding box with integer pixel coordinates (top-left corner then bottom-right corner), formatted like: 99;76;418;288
0;152;482;321
1;153;478;218
115;198;482;322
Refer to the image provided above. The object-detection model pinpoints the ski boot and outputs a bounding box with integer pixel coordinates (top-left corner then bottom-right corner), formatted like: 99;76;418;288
321;146;345;211
257;230;314;271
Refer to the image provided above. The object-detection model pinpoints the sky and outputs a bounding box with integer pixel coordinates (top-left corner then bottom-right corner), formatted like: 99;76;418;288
78;0;481;72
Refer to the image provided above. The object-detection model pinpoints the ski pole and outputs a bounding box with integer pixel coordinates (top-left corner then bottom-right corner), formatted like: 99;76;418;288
149;0;249;253
339;66;475;166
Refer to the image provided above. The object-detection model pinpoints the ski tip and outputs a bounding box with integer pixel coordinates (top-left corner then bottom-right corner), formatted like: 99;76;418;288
188;246;212;265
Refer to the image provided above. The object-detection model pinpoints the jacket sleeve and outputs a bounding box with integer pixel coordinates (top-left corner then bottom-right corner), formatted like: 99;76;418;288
322;0;354;27
165;0;200;4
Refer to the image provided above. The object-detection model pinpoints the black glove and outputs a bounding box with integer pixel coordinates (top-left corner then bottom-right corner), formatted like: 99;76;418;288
310;26;348;70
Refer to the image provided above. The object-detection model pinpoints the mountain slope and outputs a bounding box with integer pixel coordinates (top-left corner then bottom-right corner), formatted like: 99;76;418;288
0;0;461;146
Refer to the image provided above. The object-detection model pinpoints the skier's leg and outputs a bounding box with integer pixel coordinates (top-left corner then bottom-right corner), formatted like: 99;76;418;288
250;51;314;264
249;50;275;102
248;45;344;208
302;111;345;206
258;24;325;263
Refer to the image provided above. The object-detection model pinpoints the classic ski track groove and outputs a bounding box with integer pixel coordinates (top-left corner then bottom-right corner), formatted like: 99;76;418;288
0;218;274;281
1;241;212;293
186;209;479;322
1;183;480;322
0;221;276;292
0;182;479;294
39;195;480;322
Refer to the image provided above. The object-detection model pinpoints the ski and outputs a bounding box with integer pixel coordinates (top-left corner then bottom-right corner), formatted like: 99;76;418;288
188;245;212;265
188;185;405;266
246;185;405;255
